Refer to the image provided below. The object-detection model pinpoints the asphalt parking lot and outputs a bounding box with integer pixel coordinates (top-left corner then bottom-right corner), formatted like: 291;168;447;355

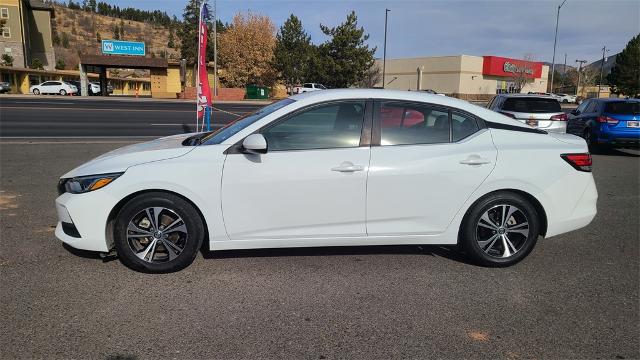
0;139;638;359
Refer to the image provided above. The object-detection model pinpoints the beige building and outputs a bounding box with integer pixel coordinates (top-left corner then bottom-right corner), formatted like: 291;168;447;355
376;55;549;100
0;0;55;70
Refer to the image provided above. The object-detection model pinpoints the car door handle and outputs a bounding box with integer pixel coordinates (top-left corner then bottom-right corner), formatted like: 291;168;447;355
460;155;491;166
332;161;364;172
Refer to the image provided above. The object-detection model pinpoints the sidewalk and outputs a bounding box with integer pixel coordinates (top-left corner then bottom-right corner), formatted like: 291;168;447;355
0;93;273;105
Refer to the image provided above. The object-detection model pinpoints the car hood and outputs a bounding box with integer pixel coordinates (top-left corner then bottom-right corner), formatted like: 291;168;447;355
61;133;199;178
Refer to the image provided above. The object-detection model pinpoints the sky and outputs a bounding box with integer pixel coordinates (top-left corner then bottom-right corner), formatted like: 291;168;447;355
106;0;639;65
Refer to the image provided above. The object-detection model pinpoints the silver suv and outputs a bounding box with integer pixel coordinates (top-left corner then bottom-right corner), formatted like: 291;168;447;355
487;94;567;133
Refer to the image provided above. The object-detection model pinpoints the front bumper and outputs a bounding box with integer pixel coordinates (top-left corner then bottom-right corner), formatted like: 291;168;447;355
54;190;118;252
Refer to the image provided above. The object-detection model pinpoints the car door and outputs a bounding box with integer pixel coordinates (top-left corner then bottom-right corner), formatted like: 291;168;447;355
366;100;497;236
39;81;54;94
567;100;590;136
221;100;372;240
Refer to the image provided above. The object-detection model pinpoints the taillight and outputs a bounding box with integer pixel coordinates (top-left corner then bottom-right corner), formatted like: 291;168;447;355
499;111;516;118
597;116;619;125
550;113;568;121
561;153;592;172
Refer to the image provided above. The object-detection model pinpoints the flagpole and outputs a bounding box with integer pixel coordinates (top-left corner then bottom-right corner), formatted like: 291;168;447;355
195;2;204;132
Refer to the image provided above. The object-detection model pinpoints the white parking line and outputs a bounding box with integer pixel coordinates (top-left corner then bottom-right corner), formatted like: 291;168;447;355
6;101;75;105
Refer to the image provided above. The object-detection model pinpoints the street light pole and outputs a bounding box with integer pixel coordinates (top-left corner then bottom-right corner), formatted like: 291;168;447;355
575;59;587;96
382;8;390;88
598;46;609;98
550;0;567;93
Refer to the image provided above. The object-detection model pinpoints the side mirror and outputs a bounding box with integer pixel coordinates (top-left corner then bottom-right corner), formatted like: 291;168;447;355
571;109;579;116
242;134;267;154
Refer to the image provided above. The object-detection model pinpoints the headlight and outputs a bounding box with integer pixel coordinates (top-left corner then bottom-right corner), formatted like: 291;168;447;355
59;172;123;194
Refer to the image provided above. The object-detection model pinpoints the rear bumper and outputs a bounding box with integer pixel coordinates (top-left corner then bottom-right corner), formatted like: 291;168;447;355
546;175;598;238
597;129;640;146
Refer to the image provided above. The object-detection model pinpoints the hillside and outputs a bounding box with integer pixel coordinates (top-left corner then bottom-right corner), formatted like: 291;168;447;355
51;4;180;71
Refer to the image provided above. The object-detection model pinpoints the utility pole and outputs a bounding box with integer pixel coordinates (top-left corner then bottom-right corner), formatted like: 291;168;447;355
550;0;567;93
382;9;390;88
575;59;587;96
598;46;609;98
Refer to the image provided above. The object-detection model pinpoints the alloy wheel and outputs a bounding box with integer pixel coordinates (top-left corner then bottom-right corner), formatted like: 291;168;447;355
475;204;530;258
126;207;188;263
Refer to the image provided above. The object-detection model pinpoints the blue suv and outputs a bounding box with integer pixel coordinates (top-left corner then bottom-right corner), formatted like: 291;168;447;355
567;98;640;150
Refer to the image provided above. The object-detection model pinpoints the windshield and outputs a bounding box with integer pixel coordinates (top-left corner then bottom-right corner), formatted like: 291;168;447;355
502;97;561;113
200;98;295;145
604;101;640;115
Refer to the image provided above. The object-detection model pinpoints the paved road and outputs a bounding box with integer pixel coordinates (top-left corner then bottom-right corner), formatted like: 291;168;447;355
0;139;638;359
0;96;263;137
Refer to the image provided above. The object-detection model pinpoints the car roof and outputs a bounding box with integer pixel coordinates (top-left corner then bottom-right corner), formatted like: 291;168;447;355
497;93;557;100
288;89;531;128
592;98;640;103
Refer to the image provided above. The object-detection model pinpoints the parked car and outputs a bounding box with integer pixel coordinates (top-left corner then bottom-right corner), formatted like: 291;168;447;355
90;82;114;95
555;93;577;103
567;98;640;150
55;89;597;273
487;94;567;133
29;81;77;95
0;81;10;93
292;83;327;94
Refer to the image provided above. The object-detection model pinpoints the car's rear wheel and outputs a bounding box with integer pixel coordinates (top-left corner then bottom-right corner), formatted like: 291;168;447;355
584;128;602;152
114;192;205;273
59;89;67;96
33;89;40;95
460;192;539;267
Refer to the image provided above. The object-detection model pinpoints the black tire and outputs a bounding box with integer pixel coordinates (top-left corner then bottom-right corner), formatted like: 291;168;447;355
460;192;540;267
114;192;205;273
584;128;601;152
59;89;67;96
33;89;40;95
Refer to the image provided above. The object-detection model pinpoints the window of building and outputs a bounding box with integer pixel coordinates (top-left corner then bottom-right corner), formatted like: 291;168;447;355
0;8;9;19
378;101;450;146
1;73;13;85
2;27;10;38
142;83;150;91
262;101;365;151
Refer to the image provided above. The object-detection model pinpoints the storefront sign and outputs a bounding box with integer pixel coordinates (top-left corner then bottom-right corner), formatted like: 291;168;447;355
483;56;543;79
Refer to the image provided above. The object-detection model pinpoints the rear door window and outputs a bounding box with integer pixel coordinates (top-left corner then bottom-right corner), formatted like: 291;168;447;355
377;101;450;146
604;102;640;115
502;98;561;113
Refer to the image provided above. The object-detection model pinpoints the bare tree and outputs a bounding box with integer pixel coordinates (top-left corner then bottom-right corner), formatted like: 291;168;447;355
507;53;536;92
357;63;382;88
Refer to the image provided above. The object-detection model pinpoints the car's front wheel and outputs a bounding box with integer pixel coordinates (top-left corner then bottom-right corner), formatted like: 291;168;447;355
114;192;205;273
460;192;540;267
59;89;67;96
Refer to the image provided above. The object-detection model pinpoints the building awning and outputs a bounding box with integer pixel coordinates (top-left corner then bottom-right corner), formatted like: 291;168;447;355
79;55;168;69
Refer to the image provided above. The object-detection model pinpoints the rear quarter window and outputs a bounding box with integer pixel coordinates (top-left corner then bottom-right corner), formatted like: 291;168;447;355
604;102;640;115
502;98;561;113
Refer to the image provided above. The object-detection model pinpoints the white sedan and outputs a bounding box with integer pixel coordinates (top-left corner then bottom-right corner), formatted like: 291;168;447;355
30;81;77;95
55;89;597;272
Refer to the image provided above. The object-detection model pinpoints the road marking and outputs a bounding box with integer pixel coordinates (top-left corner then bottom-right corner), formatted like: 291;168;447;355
1;106;251;114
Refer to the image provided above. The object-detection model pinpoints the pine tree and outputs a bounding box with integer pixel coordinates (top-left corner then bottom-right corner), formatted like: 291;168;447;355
113;24;120;40
178;0;216;65
274;14;311;90
316;11;376;88
607;34;640;97
119;19;125;39
168;28;175;48
96;31;101;43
